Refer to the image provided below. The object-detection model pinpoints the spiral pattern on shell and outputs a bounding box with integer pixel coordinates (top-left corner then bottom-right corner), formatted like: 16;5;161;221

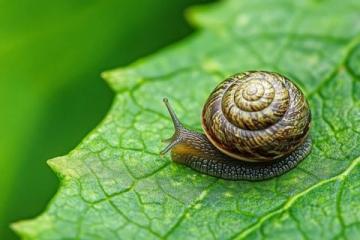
202;71;311;162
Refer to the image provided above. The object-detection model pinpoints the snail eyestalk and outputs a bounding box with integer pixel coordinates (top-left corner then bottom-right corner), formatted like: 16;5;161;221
162;98;183;130
160;98;186;155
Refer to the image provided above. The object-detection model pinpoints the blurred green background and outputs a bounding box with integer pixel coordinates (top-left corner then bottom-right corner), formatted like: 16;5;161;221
0;0;213;239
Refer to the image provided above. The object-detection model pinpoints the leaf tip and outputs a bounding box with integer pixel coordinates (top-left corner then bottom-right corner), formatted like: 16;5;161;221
47;156;72;179
185;1;224;28
11;215;54;239
10;220;30;238
101;67;144;92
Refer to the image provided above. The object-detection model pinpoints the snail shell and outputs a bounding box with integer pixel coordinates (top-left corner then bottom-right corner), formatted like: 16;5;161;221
161;71;312;180
202;71;311;162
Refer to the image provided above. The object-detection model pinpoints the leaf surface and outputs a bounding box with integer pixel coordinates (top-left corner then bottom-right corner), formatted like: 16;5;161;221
13;0;360;239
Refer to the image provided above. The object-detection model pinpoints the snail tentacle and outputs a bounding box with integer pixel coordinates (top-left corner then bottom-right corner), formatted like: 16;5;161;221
160;98;186;156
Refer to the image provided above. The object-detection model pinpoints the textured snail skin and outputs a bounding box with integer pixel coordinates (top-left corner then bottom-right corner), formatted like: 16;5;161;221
170;129;311;180
160;96;312;181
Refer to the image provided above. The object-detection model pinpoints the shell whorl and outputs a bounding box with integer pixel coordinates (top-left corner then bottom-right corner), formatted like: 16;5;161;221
202;71;311;162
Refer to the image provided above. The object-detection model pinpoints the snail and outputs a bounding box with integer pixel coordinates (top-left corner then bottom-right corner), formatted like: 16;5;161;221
160;71;312;181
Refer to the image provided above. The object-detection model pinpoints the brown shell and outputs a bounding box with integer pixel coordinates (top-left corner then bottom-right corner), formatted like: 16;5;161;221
201;71;311;162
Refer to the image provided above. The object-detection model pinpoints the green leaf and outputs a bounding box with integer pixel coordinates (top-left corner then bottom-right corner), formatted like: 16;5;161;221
13;0;360;239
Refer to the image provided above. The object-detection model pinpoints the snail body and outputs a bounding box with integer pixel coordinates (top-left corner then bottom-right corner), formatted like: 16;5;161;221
161;71;312;180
